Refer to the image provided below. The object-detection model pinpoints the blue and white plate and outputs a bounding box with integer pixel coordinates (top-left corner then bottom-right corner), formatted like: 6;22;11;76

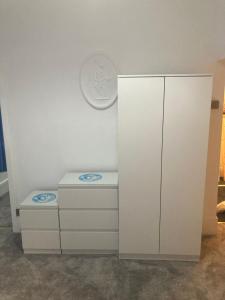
79;173;102;182
32;193;56;203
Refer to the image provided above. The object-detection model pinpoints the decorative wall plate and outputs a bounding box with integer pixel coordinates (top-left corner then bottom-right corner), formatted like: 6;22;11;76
79;173;103;182
80;54;117;109
32;193;56;203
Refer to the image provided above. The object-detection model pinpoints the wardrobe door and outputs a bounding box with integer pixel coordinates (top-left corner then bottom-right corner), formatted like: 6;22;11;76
118;76;164;257
160;76;212;258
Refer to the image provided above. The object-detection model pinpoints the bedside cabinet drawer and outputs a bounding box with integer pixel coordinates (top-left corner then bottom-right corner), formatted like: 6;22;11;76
60;210;118;230
58;188;118;209
21;230;60;250
20;210;59;230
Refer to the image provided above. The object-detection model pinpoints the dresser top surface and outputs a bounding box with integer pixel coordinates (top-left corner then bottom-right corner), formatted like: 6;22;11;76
58;172;118;188
118;74;212;78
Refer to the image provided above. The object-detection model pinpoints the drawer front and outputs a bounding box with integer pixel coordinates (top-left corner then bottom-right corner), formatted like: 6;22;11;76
61;231;118;250
20;209;59;230
58;188;118;209
60;210;118;230
21;230;60;250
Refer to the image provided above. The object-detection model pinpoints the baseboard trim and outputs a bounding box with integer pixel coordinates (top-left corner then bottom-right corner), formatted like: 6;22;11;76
62;249;118;255
119;253;200;262
24;249;61;254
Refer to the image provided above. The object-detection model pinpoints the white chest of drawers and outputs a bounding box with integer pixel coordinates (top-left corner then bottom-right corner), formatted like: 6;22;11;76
20;191;61;254
58;172;118;254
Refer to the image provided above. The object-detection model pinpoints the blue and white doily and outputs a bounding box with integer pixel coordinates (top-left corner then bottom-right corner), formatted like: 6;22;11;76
32;193;56;203
79;173;102;182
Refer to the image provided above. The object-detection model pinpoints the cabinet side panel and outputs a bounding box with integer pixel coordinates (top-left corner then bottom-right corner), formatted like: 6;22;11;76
160;76;212;256
118;77;164;255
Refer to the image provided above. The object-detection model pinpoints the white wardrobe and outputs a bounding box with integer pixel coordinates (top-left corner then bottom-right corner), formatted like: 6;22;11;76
118;75;212;261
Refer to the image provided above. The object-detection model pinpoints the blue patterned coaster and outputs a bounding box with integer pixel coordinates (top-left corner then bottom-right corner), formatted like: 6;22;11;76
79;173;102;182
32;193;56;203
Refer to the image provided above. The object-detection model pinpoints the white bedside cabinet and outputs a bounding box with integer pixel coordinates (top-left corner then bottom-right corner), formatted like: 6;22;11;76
20;191;61;254
58;172;118;254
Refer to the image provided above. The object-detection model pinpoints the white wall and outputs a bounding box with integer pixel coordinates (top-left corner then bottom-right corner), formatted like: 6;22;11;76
0;0;224;232
215;0;225;60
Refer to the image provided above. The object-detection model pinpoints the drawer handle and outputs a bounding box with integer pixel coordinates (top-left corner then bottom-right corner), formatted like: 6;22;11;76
211;100;219;110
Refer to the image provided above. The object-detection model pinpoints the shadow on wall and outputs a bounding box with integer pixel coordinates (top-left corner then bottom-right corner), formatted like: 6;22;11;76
0;109;8;197
0;109;6;173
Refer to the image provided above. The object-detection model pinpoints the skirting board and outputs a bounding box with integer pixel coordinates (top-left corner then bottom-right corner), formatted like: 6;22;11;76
62;249;118;255
23;249;199;261
24;249;61;255
119;253;200;262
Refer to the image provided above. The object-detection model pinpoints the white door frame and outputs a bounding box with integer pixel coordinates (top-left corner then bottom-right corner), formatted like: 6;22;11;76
0;73;18;232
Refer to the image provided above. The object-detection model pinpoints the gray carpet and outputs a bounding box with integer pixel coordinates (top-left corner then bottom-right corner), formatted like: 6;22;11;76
0;224;225;300
0;192;12;227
